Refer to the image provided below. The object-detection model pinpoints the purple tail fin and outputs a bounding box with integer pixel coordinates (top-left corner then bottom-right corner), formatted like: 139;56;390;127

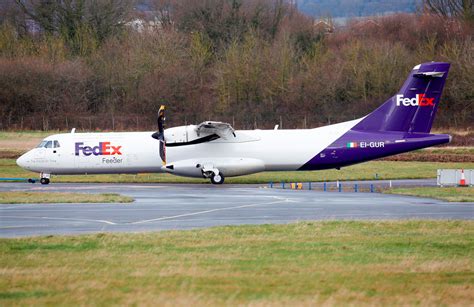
353;62;450;133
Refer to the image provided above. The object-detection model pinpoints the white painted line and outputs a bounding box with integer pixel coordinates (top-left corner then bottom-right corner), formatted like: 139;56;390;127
131;196;295;225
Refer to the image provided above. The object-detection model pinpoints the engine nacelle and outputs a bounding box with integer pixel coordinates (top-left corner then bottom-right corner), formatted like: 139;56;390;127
164;125;200;144
162;158;265;178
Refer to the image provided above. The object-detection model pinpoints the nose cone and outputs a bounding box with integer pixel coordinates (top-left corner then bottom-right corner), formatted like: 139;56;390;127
16;153;29;169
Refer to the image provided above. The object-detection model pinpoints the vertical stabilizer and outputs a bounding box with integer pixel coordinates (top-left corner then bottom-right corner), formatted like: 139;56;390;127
353;62;450;133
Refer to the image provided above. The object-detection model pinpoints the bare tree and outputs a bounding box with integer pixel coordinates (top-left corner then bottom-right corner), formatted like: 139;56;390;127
0;0;29;35
423;0;473;22
151;0;174;29
15;0;133;46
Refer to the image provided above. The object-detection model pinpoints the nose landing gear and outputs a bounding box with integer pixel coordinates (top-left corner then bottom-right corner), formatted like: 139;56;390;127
40;173;51;185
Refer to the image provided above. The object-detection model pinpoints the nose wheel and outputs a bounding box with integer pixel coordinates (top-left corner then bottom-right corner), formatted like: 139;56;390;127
210;173;225;184
40;173;50;185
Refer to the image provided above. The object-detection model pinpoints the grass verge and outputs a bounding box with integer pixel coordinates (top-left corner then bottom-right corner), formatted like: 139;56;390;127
0;221;473;305
0;192;133;204
384;187;474;202
1;159;474;184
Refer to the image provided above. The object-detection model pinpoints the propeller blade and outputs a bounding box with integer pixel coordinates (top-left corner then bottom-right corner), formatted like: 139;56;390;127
151;105;167;164
159;140;166;164
158;105;165;134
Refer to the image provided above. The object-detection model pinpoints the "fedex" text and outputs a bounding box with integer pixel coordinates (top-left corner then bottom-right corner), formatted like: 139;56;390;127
75;142;122;156
396;94;434;107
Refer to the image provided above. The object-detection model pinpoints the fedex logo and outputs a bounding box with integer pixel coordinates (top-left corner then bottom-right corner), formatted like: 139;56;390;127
75;142;122;156
396;94;434;107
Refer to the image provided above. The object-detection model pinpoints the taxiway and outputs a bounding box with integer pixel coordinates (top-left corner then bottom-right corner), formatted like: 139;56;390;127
0;182;472;237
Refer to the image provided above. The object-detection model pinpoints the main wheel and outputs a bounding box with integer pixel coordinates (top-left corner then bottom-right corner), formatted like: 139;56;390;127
210;173;225;184
40;178;50;185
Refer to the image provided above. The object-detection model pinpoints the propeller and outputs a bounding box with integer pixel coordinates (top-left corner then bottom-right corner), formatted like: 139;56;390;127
151;105;166;164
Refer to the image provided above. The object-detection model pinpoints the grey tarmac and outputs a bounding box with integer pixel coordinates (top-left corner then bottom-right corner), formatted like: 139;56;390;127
0;180;472;238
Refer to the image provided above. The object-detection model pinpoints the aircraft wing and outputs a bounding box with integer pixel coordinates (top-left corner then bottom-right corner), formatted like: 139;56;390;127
196;121;236;140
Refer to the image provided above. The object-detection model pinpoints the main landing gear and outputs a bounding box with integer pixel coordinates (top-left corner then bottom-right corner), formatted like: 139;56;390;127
40;173;50;185
202;166;225;184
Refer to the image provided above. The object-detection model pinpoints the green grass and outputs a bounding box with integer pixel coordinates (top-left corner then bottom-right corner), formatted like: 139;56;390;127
0;221;473;305
1;158;473;183
0;192;133;204
384;187;474;202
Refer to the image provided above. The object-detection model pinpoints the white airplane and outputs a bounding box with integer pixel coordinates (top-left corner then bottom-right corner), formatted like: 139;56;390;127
17;62;451;184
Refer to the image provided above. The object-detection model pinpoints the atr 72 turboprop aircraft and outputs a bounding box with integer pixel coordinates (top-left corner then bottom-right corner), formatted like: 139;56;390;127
17;62;452;184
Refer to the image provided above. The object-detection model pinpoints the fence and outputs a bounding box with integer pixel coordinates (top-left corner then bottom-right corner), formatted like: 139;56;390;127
269;181;380;192
0;114;333;132
0;115;160;132
437;169;473;186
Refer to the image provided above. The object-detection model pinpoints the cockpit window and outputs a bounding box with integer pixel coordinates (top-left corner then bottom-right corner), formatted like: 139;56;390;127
36;140;56;148
37;141;47;148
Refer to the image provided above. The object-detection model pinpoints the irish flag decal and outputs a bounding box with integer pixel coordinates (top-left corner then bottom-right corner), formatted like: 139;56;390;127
347;142;358;148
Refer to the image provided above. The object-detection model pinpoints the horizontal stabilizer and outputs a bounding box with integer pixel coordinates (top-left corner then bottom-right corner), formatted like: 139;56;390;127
414;71;444;78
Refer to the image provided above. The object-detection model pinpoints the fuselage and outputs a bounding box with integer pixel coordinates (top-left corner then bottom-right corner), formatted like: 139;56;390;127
16;117;450;178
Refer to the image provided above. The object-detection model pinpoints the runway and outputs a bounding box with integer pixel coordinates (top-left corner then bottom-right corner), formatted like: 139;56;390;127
0;182;472;237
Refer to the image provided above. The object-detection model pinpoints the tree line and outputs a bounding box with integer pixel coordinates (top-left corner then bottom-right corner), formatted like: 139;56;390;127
0;0;472;131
